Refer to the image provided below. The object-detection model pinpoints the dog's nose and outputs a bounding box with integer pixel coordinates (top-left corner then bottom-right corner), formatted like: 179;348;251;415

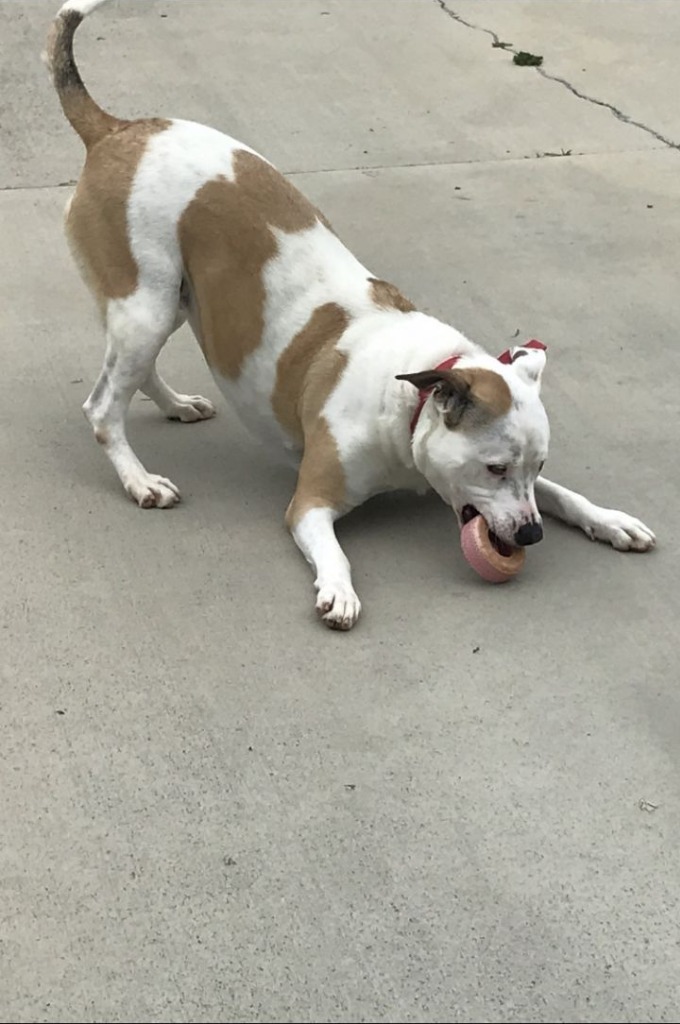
514;521;543;546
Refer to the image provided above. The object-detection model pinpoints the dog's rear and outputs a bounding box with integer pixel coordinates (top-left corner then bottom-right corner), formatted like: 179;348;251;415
45;0;171;315
43;0;219;510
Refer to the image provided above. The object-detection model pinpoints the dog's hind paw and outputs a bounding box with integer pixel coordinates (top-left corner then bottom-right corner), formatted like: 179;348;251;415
124;472;181;509
316;582;361;631
166;394;216;423
585;509;656;552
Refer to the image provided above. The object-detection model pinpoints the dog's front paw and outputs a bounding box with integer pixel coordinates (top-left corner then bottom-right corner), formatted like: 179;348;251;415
124;472;181;509
585;509;656;552
316;582;361;631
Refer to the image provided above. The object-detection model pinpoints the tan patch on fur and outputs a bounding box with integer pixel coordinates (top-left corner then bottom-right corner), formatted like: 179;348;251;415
273;303;349;443
285;421;347;527
273;303;350;525
65;119;171;308
439;367;512;430
457;367;512;418
179;150;329;380
369;277;417;313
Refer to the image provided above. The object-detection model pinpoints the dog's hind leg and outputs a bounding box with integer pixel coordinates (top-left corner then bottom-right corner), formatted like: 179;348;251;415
140;365;216;423
84;287;187;508
535;476;656;552
138;288;216;423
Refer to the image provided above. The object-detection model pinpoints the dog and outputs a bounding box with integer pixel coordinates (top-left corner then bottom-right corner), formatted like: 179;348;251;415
45;0;655;630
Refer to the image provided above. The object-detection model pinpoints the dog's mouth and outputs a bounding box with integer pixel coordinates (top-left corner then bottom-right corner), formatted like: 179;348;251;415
460;504;516;557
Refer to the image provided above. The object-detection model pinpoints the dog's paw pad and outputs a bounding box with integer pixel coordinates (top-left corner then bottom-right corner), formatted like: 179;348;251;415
589;510;656;552
125;473;181;509
316;583;361;631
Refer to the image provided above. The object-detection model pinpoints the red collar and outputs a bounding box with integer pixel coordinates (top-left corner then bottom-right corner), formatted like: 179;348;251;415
408;338;546;434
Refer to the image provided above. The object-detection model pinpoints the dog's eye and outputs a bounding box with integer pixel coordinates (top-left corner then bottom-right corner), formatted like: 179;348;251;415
487;464;507;476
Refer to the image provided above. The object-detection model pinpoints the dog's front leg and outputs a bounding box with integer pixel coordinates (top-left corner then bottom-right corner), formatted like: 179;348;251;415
287;505;361;631
286;445;361;630
535;476;656;552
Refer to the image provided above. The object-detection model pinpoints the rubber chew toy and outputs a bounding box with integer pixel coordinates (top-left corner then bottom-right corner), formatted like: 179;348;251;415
460;515;525;583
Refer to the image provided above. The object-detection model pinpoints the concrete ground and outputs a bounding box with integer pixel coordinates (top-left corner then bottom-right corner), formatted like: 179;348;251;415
1;1;679;1021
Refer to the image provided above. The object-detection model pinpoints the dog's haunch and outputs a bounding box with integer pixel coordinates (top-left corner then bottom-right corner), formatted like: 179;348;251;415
460;515;526;584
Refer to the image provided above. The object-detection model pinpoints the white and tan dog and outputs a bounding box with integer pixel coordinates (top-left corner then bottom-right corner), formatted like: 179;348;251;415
45;0;655;630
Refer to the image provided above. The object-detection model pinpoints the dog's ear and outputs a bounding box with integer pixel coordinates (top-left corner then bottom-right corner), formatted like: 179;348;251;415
397;369;472;427
508;345;546;389
397;368;511;427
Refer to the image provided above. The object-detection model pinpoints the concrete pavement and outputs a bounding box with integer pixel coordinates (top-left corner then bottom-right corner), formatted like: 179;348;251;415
1;2;679;1021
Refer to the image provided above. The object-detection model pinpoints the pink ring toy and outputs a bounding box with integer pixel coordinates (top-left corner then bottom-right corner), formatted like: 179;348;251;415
460;515;525;583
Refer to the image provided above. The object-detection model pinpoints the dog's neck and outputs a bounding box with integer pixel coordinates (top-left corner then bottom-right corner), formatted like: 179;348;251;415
370;312;486;481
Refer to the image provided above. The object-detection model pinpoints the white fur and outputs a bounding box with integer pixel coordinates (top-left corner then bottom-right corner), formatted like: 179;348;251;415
127;119;257;291
59;0;110;16
535;479;656;551
292;508;361;630
233;220;373;453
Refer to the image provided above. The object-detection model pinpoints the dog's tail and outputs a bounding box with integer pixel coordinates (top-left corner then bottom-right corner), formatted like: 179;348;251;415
43;0;123;149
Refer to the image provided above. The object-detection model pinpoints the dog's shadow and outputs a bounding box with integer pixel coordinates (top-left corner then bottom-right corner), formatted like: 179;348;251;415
340;488;450;541
337;490;459;587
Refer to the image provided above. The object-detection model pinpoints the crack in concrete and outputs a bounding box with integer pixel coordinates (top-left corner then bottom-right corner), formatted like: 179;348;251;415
0;181;76;193
2;4;676;193
434;0;680;152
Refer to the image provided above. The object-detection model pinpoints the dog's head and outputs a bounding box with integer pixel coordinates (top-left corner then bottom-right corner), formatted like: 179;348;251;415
398;345;549;548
